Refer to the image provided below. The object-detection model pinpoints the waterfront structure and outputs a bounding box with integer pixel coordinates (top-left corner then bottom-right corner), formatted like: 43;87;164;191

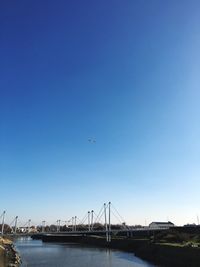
149;221;174;229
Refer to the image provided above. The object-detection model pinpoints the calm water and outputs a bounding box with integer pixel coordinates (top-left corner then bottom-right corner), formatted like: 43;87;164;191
14;237;155;267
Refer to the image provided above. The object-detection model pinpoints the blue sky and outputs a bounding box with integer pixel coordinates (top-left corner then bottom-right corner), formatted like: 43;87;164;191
0;0;200;226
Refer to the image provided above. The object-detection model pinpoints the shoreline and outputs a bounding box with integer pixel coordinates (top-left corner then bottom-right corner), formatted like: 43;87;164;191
5;231;200;267
0;237;21;267
40;234;200;267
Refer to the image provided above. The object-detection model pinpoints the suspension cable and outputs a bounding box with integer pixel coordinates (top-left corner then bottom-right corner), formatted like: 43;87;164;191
111;203;126;224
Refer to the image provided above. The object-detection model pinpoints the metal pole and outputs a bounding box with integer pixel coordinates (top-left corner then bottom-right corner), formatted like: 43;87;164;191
88;211;90;231
108;202;111;242
74;216;77;231
72;217;74;231
65;220;68;229
1;211;6;236
14;216;18;234
104;203;108;242
57;220;60;232
58;220;61;232
42;221;46;233
91;210;94;231
28;219;31;233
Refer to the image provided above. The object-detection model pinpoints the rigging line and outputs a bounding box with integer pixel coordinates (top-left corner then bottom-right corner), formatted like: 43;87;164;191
72;217;87;228
110;210;129;230
75;217;86;226
93;211;104;225
93;211;98;221
9;217;16;228
94;204;104;224
111;203;125;222
0;211;5;220
63;219;71;227
111;203;126;223
17;219;24;227
93;213;97;221
93;211;103;223
110;210;122;225
94;203;108;224
76;217;87;226
79;215;87;225
76;217;82;223
97;209;106;224
22;221;29;228
96;203;109;224
111;210;129;230
110;209;123;224
94;211;104;224
65;218;72;223
75;220;89;230
79;212;88;225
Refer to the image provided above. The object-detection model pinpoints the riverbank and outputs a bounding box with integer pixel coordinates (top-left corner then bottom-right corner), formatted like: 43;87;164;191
41;234;200;267
0;237;21;267
83;237;200;267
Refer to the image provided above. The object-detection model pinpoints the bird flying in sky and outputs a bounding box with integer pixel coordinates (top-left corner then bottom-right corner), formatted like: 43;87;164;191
88;138;96;143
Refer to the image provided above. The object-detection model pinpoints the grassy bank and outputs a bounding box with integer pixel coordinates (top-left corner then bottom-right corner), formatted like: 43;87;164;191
81;236;200;267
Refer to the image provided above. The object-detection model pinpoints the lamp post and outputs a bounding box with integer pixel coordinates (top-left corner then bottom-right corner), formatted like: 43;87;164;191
74;216;77;231
1;211;6;236
108;202;111;242
88;211;90;231
14;216;18;234
104;203;108;242
91;210;94;231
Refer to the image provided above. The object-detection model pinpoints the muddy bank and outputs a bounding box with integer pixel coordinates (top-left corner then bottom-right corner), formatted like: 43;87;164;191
0;237;21;267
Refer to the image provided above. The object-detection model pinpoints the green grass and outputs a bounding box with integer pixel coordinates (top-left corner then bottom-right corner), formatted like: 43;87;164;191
156;241;200;248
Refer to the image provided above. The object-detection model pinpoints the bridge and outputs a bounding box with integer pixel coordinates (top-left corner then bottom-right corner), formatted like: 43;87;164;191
1;202;170;242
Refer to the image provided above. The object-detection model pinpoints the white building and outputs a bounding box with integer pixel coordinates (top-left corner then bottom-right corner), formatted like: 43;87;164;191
149;221;174;229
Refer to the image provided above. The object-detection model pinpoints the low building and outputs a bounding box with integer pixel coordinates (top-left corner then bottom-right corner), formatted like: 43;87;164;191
184;223;197;227
149;221;174;229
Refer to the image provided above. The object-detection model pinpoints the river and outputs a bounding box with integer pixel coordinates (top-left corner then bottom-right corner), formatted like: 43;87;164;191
14;237;155;267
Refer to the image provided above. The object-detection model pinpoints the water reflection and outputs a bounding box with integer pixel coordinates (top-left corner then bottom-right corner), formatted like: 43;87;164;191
15;237;154;267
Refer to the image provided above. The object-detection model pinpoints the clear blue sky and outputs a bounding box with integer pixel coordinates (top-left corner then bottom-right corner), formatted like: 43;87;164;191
0;0;200;226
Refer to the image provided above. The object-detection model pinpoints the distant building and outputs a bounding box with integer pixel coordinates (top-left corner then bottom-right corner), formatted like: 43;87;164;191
149;221;174;229
183;223;197;227
18;226;38;233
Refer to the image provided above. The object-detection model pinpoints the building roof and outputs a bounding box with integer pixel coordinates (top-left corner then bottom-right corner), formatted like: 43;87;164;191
150;221;174;225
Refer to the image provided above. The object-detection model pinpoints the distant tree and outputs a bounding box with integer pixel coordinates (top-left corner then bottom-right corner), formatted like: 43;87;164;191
61;225;69;231
93;223;104;230
50;224;57;232
45;226;50;232
0;224;12;233
36;226;42;232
